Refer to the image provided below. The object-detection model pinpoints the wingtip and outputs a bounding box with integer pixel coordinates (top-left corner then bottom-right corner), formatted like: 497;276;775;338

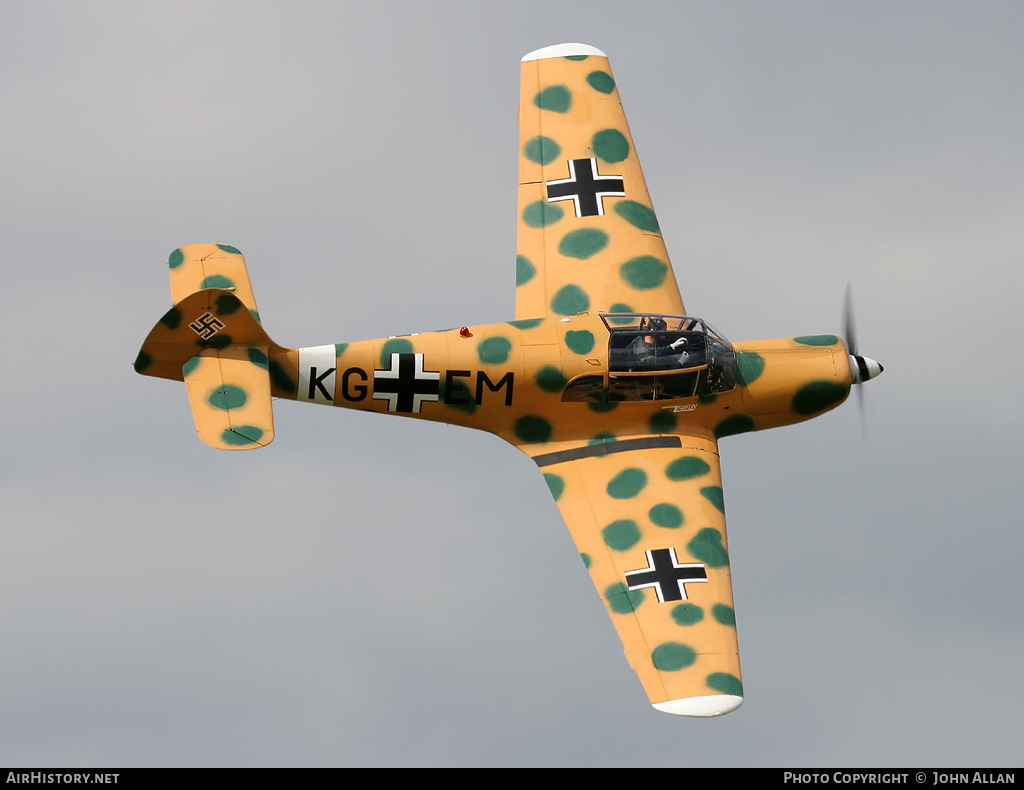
521;43;607;62
653;694;743;717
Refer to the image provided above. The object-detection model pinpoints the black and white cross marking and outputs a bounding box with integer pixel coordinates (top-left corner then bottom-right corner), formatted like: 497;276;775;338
546;157;625;217
188;311;226;340
373;353;440;413
624;548;708;603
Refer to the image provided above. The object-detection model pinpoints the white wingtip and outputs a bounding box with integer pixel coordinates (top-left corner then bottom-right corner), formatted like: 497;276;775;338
522;43;607;62
653;694;743;717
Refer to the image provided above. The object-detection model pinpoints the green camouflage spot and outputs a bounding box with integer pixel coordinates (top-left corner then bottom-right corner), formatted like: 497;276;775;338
793;380;847;415
514;415;552;444
581;553;591;569
222;426;263;446
334;343;348;358
649;410;677;433
607;468;647;499
666;455;710;481
606;306;634;324
603;520;641;551
714;414;754;438
707;673;743;696
478;337;512;364
558;229;608;259
523;135;561;165
671;604;704;626
712;604;736;626
201;274;234;290
586;70;615;93
533;85;571;113
439;376;475;414
649;503;683;529
589;433;616;445
536;366;567;393
523;200;564;228
551;284;589;315
614;200;660;233
544;473;564;501
565;54;589;61
593;128;629;163
380;338;414;366
208;384;247;411
734;351;765;386
205;333;231;350
168;249;185;269
250;309;262;324
699;393;718;405
688;527;729;567
794;334;839;346
564;330;595;355
159;307;181;329
652;642;696;672
217;244;241;255
516;255;536;286
215;293;241;315
587;400;618;413
508;317;543;329
621;256;667;290
269;360;296;393
134;350;152;374
605;582;645;614
247;347;268;369
182;356;203;379
700;486;725;513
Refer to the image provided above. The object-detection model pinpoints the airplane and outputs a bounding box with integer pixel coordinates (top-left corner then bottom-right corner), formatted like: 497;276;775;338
135;43;882;717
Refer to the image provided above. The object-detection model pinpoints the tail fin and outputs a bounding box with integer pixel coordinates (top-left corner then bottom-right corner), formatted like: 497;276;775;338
135;245;286;450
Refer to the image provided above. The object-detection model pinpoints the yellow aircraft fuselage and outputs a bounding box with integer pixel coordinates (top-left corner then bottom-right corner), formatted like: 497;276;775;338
138;293;852;451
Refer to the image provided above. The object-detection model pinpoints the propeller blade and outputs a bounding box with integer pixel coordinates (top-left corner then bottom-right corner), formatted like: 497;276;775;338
841;284;882;436
843;283;858;357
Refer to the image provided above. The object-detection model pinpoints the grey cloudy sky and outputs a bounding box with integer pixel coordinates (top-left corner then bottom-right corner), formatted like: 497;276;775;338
2;0;1022;767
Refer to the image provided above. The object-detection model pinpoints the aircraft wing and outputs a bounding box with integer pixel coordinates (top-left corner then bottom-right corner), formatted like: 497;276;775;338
515;44;685;320
529;432;743;716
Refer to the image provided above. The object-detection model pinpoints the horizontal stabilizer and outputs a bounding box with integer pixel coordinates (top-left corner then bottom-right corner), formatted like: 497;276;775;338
168;244;261;319
183;348;275;450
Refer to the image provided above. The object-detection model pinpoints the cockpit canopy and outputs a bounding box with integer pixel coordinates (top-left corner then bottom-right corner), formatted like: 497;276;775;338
562;314;737;403
603;314;731;373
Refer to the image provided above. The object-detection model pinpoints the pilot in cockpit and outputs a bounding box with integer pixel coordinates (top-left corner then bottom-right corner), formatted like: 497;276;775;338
627;318;695;370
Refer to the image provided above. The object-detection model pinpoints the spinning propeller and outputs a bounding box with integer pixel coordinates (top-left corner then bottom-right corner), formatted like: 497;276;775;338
843;286;883;420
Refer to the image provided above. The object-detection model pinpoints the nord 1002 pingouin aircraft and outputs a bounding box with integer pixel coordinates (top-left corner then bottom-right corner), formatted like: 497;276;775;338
136;44;882;717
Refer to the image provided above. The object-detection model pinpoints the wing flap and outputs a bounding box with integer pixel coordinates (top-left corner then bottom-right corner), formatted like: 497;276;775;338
533;434;742;715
